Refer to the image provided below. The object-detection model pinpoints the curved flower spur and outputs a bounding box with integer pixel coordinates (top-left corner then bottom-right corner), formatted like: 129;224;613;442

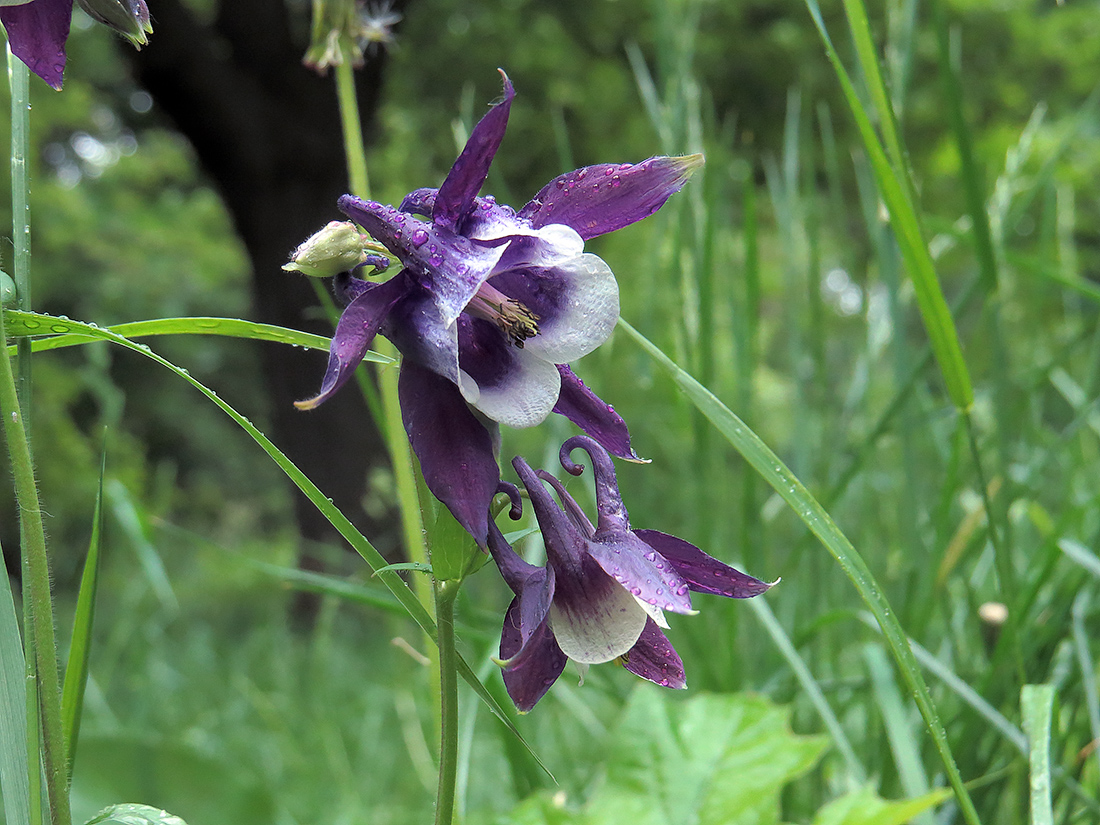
294;70;703;545
488;435;775;712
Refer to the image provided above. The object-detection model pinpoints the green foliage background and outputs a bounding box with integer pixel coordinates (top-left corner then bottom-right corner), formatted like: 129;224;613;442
2;0;1100;823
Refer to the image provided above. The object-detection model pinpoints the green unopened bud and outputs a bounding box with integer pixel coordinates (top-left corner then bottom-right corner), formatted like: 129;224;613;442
284;221;390;279
0;271;16;308
76;0;153;48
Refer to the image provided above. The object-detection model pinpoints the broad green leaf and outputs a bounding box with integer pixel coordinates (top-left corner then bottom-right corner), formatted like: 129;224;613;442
84;803;189;825
493;690;827;825
809;785;951;825
62;445;107;780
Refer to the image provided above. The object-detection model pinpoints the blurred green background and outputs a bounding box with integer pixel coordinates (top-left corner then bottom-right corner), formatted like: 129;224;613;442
2;0;1100;822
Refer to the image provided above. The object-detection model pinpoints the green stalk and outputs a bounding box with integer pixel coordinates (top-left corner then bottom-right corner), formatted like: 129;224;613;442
432;579;460;825
7;48;69;825
331;44;429;604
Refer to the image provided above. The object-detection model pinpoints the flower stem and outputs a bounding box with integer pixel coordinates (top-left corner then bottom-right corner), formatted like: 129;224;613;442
432;578;461;825
334;52;370;200
6;47;70;825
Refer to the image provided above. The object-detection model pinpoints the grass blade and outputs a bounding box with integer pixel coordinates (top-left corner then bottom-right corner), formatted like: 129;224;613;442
1;314;387;361
60;443;107;782
0;531;30;825
803;0;974;412
619;317;980;822
1021;684;1055;825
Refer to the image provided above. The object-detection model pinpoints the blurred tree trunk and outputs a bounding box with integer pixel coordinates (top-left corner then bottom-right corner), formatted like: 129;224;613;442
124;0;401;562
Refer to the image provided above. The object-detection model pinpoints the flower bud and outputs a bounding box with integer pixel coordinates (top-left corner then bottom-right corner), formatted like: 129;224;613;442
283;221;390;279
76;0;152;48
0;271;16;308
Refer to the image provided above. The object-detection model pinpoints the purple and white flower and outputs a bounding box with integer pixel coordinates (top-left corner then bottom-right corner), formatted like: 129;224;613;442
296;71;702;545
488;435;774;712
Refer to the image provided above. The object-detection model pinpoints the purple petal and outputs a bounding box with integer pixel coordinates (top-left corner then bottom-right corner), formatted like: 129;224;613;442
1;0;73;90
635;529;775;598
585;532;694;615
295;275;408;410
433;70;515;230
399;361;501;545
500;598;567;712
487;519;543;596
383;286;460;385
534;470;594;538
552;365;639;460
559;435;631;533
399;187;436;217
621;619;686;689
512;455;592;574
519;155;704;241
339;196;504;327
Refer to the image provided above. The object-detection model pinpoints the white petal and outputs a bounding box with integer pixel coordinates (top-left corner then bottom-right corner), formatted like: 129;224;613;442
634;596;669;629
461;348;561;428
523;253;619;364
549;582;648;665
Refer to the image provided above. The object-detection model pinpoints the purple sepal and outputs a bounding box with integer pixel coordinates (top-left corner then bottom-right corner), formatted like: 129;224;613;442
433;70;515;230
622;619;686;689
635;529;775;598
398;361;501;546
553;365;639;460
586;534;693;614
295;274;409;410
499;597;567;712
519;155;704;241
399;187;436;217
1;0;73;90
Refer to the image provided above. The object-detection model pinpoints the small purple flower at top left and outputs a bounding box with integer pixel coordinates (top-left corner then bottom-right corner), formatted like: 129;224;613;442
290;71;702;546
1;0;151;90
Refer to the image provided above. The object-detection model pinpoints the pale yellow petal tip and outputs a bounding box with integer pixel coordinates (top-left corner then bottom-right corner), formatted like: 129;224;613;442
293;397;321;411
680;153;705;173
766;576;782;590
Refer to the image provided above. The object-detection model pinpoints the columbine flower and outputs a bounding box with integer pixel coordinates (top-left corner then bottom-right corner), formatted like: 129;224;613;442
487;435;774;712
0;0;151;90
295;71;702;545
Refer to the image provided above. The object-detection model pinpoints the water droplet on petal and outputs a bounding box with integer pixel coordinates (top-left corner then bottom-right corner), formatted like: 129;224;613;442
411;229;429;246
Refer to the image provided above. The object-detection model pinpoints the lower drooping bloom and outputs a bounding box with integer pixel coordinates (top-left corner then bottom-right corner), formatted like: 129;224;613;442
295;71;703;545
0;0;151;90
487;435;775;712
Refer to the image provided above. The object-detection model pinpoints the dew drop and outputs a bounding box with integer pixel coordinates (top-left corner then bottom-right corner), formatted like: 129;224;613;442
603;167;614;176
645;552;657;562
411;229;429;246
429;253;444;267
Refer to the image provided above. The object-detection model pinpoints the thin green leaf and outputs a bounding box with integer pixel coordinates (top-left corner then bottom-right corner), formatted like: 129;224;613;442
1021;685;1055;825
0;531;30;825
803;0;974;411
2;313;368;357
373;562;434;576
748;598;865;783
1058;538;1100;579
619;318;980;823
863;644;934;825
61;444;107;782
2;310;546;775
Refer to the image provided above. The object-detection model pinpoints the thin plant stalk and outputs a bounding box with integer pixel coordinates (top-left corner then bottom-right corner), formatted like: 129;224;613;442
432;579;460;825
6;48;70;825
329;34;454;805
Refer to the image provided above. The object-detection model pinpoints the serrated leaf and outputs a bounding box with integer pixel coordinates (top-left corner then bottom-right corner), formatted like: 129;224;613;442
84;803;189;825
809;786;951;825
492;690;827;825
